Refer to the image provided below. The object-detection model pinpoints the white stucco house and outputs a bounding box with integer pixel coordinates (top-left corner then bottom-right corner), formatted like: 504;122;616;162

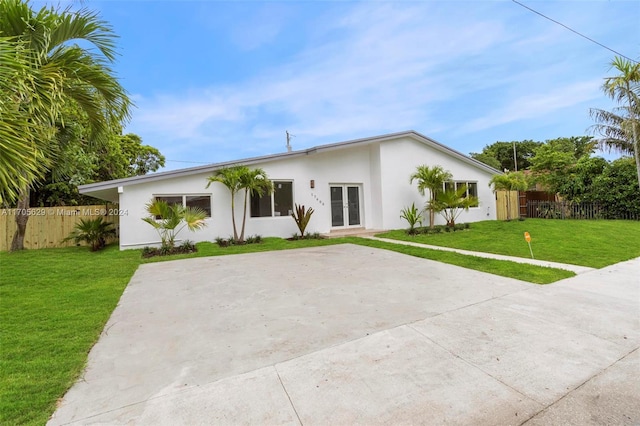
79;130;500;249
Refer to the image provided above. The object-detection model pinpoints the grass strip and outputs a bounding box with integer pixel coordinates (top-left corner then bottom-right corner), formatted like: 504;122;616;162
347;237;575;284
377;219;640;268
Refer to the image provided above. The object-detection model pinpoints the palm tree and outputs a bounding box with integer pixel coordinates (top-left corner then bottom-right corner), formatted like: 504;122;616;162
410;165;452;228
432;185;478;227
206;166;245;241
238;167;273;242
142;199;207;250
207;166;273;242
489;172;528;221
62;217;116;251
0;37;50;204
1;0;131;250
590;56;640;189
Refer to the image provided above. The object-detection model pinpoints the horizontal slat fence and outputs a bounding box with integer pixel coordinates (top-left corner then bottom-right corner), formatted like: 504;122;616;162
1;206;120;251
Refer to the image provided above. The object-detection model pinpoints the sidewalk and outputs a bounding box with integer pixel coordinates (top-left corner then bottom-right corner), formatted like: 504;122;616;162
363;236;595;274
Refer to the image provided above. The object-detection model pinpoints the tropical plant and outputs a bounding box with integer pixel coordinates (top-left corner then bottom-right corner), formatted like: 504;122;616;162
410;165;452;228
489;172;529;220
291;204;315;238
590;56;640;189
1;0;131;250
61;217;116;251
206;166;273;243
142;199;207;250
432;184;478;227
400;203;422;235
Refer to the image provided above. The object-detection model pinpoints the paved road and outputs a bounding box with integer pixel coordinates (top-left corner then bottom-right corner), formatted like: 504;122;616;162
49;244;639;425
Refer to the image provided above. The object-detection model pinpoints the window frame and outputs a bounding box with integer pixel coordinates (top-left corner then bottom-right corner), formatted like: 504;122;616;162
442;181;479;208
250;180;294;218
153;194;212;217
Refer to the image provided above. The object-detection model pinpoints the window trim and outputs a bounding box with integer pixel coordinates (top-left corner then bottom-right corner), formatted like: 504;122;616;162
250;180;294;218
154;194;212;217
442;181;479;208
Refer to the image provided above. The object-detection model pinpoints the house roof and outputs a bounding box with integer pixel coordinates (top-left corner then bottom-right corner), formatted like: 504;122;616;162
79;130;500;202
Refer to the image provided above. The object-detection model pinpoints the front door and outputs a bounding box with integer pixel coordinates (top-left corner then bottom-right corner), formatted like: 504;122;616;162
330;185;361;228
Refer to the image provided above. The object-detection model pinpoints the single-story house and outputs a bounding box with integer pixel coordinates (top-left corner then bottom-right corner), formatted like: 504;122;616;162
79;130;501;249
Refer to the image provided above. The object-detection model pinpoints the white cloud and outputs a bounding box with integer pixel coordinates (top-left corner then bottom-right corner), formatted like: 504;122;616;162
460;80;603;134
123;1;635;166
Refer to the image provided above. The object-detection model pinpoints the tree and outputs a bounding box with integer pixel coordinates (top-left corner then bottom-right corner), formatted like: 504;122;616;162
31;132;164;206
142;199;207;250
432;185;478;227
586;157;640;219
237;167;273;242
529;137;596;194
489;172;529;221
1;0;131;250
206;166;273;243
556;156;608;202
470;140;543;171
410;165;452;228
0;36;51;203
590;56;640;189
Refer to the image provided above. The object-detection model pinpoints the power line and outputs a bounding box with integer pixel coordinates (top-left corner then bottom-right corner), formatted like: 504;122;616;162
511;0;638;64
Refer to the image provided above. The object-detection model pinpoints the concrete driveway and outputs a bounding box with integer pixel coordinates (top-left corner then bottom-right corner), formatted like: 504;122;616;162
49;244;639;425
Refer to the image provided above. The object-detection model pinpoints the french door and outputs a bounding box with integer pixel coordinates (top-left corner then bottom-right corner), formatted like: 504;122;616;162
330;185;362;228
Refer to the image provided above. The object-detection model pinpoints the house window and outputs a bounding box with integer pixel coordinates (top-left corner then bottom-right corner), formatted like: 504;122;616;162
250;181;293;217
442;181;479;207
154;195;211;217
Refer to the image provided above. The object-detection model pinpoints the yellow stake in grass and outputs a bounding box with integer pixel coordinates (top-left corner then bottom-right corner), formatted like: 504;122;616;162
524;231;534;259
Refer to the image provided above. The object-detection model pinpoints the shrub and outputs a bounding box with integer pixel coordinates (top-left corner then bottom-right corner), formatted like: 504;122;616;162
291;204;315;238
245;234;263;244
141;240;198;258
62;217;116;251
400;203;422;235
142;199;207;251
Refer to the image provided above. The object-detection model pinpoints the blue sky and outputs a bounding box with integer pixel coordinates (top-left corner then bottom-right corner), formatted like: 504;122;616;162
58;1;640;170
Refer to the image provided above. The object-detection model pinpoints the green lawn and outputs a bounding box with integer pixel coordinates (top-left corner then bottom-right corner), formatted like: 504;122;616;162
0;247;140;426
1;223;620;425
377;219;640;268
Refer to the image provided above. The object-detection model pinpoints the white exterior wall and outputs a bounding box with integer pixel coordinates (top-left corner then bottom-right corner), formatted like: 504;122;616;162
378;137;496;229
116;136;497;249
118;145;376;249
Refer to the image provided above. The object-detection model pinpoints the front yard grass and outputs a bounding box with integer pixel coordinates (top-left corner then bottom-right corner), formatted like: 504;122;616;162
377;219;640;268
0;246;140;426
0;228;599;425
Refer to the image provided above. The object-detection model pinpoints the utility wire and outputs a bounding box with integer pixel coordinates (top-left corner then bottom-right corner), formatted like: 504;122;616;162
511;0;638;64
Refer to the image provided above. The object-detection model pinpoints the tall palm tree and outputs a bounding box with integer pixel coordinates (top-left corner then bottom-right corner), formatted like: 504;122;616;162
1;0;131;250
410;165;452;228
0;36;51;204
206;166;246;241
590;56;640;189
489;172;528;221
238;168;273;242
206;166;273;242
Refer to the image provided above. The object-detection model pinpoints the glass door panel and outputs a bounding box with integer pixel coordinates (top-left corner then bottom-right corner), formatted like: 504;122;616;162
347;186;360;226
330;186;344;227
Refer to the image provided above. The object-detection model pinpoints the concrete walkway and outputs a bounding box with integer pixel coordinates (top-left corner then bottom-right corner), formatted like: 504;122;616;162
364;236;596;274
49;244;639;425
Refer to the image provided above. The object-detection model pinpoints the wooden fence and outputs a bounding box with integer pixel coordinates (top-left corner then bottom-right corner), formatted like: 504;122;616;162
495;191;520;221
0;206;120;251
